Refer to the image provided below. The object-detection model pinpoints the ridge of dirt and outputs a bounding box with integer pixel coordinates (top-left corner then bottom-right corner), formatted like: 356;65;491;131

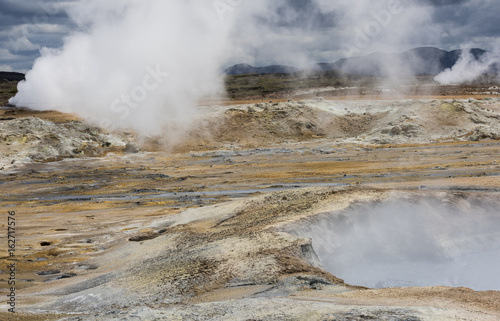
1;98;500;320
7;188;496;321
0;116;128;171
177;98;500;151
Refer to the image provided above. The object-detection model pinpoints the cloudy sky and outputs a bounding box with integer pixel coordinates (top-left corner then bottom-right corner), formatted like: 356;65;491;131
1;0;500;72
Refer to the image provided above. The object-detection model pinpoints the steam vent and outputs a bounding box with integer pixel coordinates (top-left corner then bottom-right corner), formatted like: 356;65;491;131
2;1;500;320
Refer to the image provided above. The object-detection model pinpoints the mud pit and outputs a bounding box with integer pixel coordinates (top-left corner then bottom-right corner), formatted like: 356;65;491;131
1;98;500;320
286;193;500;291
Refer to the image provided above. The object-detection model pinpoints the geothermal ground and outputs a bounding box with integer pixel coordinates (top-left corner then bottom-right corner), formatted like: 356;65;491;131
1;90;500;320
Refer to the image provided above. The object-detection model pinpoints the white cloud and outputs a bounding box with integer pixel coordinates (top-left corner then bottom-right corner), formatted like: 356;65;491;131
7;35;40;52
0;64;13;72
0;49;18;60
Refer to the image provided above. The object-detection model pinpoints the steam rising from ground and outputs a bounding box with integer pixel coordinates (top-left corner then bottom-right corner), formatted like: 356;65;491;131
435;48;500;85
289;196;500;290
8;1;500;135
10;0;231;136
225;1;440;70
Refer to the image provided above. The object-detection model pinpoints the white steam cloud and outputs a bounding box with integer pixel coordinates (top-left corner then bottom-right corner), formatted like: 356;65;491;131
287;197;500;291
10;0;232;136
435;48;500;85
225;0;440;69
9;1;500;135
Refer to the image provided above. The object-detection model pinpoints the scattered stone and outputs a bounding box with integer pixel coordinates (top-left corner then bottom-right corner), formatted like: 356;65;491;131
0;116;126;170
37;270;60;276
55;273;77;280
125;143;140;154
76;264;99;270
390;125;403;136
128;229;160;242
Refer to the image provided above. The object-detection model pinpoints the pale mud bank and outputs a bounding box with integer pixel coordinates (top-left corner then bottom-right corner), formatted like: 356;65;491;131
3;98;500;172
0;116;127;172
12;188;500;321
192;98;500;147
1;99;500;320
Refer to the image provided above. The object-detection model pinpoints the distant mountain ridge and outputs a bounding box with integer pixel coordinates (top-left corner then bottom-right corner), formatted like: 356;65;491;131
0;71;25;81
225;47;490;76
225;63;299;75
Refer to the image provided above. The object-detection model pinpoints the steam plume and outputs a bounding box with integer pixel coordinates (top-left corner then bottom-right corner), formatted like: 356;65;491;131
10;0;231;136
435;48;500;85
9;0;499;135
288;197;500;291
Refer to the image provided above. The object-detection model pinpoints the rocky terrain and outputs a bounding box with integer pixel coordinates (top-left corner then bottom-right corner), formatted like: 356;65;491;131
0;79;19;106
6;188;500;320
4;98;500;168
189;98;500;148
1;95;500;320
0;115;127;171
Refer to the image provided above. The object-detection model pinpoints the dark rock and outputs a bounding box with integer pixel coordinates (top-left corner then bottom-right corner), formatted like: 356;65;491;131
37;270;60;276
129;230;160;242
125;143;140;154
390;126;403;136
55;273;77;280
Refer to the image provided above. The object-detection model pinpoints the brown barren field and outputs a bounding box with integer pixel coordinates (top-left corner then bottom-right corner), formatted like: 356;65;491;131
1;85;500;320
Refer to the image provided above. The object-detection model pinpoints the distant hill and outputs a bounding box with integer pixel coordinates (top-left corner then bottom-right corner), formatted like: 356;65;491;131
0;71;25;81
225;63;299;75
225;47;491;77
322;47;488;77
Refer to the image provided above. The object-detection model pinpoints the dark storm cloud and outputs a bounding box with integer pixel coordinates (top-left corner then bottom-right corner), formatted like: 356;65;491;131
0;0;73;30
0;0;76;71
258;0;471;31
271;0;338;30
420;0;470;6
241;0;500;66
422;0;471;7
426;0;500;48
1;0;500;72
